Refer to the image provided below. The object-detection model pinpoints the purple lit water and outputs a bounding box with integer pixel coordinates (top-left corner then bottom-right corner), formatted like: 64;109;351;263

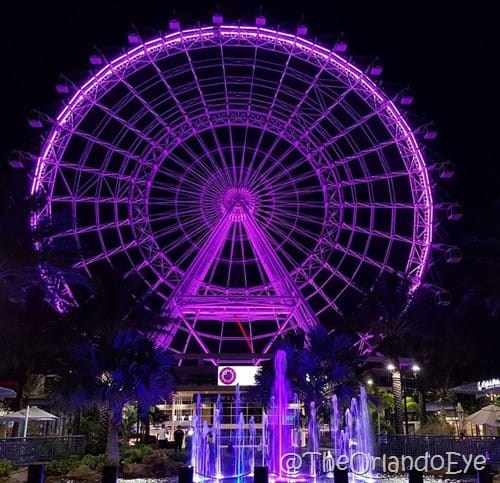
214;395;222;478
189;354;375;481
331;386;375;476
249;416;256;471
261;411;269;466
308;401;320;477
235;412;245;477
268;349;293;476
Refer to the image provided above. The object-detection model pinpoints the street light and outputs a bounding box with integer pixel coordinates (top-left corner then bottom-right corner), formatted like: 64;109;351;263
403;364;420;435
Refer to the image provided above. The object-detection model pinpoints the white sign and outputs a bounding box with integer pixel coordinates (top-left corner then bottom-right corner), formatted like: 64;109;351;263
477;378;500;391
217;366;259;386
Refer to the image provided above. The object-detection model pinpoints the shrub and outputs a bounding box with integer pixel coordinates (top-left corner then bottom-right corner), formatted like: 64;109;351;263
0;459;14;477
418;416;455;435
164;450;187;462
80;453;106;472
120;444;154;465
45;454;82;476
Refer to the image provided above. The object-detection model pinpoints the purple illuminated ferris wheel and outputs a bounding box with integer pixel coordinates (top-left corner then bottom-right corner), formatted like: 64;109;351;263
30;24;434;358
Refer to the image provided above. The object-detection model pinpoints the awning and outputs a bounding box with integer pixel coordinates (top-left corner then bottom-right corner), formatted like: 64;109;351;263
0;386;17;399
450;381;500;396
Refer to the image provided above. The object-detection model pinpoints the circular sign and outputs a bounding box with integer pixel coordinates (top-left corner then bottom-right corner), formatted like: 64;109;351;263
219;367;237;385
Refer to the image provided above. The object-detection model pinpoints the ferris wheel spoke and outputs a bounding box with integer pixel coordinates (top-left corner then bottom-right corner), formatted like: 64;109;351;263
318;260;365;295
238;46;259;183
246;53;329;187
267;78;382;176
264;223;315;262
182;42;233;177
277;216;325;235
155;154;207;183
144;47;232;183
238;223;253;289
270;205;323;226
272;198;324;210
307;102;395;159
149;210;198;225
156;219;209;246
77;91;166;155
241;50;295;187
219;44;238;178
112;69;182;143
250;153;316;191
156;174;209;196
225;224;238;287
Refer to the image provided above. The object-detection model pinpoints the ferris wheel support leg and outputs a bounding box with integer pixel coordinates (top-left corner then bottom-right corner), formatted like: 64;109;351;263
242;210;318;332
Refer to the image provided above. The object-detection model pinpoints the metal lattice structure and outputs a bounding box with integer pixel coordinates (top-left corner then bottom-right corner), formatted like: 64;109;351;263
30;25;434;359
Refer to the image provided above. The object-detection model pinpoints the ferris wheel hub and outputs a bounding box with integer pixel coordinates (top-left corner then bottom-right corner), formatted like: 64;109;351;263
220;187;256;221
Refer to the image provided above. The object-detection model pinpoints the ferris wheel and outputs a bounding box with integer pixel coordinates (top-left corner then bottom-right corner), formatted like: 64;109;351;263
29;21;435;359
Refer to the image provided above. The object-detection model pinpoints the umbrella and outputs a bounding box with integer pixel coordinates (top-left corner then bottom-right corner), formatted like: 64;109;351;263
0;405;58;437
0;386;16;399
466;404;500;427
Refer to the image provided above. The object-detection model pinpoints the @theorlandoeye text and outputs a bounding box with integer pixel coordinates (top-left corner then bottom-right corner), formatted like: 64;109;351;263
279;451;489;476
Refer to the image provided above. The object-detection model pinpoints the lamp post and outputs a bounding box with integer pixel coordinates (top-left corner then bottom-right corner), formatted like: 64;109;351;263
404;365;420;435
403;378;409;435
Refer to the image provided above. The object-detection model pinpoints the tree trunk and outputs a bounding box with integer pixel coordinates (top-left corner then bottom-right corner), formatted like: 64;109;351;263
142;415;150;443
417;390;427;425
105;407;121;464
72;409;82;435
392;369;404;434
97;404;110;454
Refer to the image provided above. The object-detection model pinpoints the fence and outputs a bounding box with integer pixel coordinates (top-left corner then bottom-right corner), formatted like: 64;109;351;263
0;436;86;464
379;435;500;466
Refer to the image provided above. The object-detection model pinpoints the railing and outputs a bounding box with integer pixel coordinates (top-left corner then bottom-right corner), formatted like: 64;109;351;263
0;436;86;464
378;435;500;466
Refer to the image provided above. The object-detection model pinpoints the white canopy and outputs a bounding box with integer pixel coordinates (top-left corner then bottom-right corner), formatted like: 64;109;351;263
0;405;58;437
466;404;500;427
0;406;58;421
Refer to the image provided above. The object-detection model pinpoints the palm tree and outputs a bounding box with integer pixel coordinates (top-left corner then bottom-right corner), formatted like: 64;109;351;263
354;272;417;434
0;195;93;409
56;329;176;464
54;267;175;450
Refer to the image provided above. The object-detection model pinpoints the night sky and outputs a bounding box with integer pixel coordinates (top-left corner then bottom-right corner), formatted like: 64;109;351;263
1;1;498;380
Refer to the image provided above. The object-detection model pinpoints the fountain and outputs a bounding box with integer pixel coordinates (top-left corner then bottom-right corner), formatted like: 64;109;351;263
268;349;293;477
308;401;320;477
331;387;375;478
189;349;375;482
